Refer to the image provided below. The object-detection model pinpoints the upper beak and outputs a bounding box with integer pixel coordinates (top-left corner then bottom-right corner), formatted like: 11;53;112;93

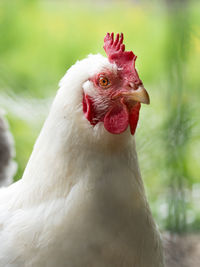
121;85;150;105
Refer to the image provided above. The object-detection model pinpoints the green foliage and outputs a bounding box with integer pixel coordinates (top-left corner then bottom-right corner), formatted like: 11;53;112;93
7;115;38;180
0;0;199;232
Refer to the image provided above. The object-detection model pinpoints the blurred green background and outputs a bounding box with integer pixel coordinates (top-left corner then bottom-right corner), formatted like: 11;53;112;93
0;0;199;232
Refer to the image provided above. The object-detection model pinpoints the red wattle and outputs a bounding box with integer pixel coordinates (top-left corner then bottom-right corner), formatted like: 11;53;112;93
83;93;141;135
104;102;129;134
129;102;141;135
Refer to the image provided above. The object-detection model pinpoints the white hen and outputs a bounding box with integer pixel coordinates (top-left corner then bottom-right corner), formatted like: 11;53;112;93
0;33;164;267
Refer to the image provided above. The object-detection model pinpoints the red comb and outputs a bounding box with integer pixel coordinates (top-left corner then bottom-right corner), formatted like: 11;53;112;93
103;32;142;85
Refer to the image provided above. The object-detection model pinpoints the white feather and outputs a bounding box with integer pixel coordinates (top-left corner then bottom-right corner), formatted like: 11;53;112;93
0;110;17;187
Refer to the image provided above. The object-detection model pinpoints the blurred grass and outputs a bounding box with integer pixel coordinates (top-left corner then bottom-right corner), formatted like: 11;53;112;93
0;0;200;231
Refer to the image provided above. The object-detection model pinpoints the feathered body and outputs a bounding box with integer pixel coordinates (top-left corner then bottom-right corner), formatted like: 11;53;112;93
0;36;164;267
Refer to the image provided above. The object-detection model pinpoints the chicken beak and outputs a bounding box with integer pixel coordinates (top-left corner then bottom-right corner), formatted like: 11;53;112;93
122;86;150;105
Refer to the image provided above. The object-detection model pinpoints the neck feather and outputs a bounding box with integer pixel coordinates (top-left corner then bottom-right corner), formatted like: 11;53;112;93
19;100;144;205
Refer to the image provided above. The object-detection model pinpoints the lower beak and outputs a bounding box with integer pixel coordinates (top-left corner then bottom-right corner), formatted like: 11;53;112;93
121;86;150;104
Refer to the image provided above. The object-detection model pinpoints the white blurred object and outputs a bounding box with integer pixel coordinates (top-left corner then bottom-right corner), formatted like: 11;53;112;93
0;110;17;187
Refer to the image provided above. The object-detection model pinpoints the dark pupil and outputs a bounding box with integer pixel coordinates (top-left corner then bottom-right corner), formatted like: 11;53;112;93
101;78;107;85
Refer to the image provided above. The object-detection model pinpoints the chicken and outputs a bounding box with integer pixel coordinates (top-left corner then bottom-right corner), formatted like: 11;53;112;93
0;33;164;267
0;111;17;187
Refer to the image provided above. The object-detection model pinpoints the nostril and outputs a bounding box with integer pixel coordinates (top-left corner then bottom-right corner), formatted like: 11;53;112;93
129;82;134;88
129;82;138;90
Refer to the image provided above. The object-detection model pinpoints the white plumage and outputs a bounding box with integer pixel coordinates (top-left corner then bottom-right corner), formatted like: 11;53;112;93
0;111;17;187
0;54;164;267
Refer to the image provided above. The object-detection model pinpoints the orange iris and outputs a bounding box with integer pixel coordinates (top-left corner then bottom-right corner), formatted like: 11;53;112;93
98;76;111;89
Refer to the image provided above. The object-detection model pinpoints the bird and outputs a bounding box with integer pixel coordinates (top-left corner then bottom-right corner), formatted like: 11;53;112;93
0;111;17;187
0;33;164;267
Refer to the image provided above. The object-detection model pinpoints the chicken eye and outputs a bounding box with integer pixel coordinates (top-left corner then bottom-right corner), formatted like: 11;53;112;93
98;76;111;89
